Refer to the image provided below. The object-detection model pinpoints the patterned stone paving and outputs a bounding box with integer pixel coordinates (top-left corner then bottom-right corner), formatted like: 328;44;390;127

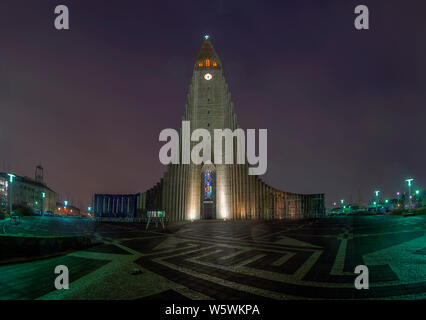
0;256;109;299
1;215;425;300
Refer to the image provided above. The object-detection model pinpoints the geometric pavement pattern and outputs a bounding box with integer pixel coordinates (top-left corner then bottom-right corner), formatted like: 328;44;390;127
1;215;425;300
131;217;426;300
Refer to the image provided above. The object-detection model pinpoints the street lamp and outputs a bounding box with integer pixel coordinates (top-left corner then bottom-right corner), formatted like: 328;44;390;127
414;190;421;207
7;173;16;215
405;178;414;210
374;190;380;213
41;192;46;215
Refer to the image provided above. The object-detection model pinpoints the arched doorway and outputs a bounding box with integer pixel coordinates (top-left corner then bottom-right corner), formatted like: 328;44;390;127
200;164;216;219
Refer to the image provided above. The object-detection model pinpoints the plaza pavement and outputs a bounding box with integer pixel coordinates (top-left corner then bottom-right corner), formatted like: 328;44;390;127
0;215;425;300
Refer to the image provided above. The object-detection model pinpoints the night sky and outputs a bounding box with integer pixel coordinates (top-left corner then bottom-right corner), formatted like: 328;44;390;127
1;0;425;209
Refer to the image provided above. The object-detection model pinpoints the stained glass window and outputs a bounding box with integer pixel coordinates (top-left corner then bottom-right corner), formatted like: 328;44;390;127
204;171;213;200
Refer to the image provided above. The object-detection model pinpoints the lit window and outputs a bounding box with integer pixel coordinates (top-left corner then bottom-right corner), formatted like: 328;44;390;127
204;171;213;200
205;59;210;67
198;61;203;67
212;61;217;67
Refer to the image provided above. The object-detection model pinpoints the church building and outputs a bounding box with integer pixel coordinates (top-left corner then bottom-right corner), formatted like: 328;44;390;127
94;37;325;222
139;37;325;221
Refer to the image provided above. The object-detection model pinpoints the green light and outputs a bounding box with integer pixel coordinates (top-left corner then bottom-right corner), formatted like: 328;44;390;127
406;178;413;186
385;199;389;203
42;192;46;199
373;201;377;205
7;173;16;183
64;200;68;207
204;34;210;40
340;199;344;204
415;190;420;195
374;190;380;197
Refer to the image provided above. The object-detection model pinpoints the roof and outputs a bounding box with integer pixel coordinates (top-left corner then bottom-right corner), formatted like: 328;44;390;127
0;172;55;193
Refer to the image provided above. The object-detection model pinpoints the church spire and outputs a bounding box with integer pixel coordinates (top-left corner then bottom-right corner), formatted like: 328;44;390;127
195;35;222;69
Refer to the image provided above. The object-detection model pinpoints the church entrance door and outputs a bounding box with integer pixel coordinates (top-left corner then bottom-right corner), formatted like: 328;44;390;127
203;201;214;219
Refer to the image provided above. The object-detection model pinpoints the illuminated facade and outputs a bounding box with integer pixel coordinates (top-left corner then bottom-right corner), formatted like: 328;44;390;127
0;177;8;209
139;38;325;221
93;194;138;221
0;169;56;214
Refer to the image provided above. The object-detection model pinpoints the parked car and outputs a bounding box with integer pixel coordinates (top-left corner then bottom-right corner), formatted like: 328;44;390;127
348;205;367;214
368;206;384;214
330;207;344;215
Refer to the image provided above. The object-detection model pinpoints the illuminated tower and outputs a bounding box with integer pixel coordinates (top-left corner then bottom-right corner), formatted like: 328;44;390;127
35;165;44;184
142;36;325;221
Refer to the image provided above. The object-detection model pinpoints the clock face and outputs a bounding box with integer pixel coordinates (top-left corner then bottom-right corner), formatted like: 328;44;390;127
204;73;212;80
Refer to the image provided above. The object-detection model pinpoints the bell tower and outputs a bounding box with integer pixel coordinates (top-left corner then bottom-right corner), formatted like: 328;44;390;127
35;164;44;184
180;35;237;221
151;36;326;222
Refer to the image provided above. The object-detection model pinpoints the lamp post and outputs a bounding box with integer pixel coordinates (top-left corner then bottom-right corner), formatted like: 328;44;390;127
374;190;380;213
405;178;413;210
41;192;46;215
7;173;16;215
415;190;420;207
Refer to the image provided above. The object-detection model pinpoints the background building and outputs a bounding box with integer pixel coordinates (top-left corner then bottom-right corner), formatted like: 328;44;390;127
0;165;56;214
93;194;139;221
55;202;81;216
